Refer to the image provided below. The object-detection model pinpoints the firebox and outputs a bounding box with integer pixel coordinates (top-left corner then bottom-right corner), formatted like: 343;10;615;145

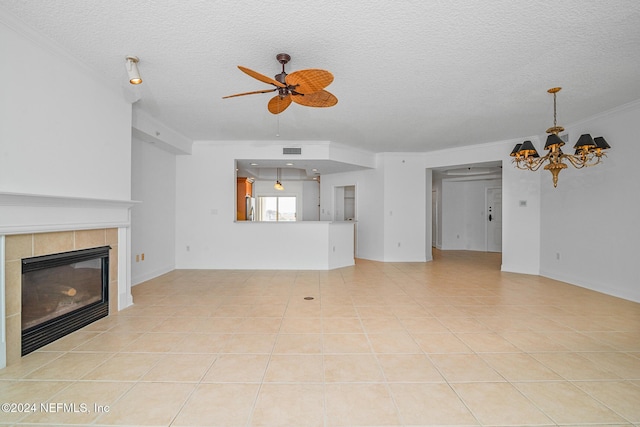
21;246;110;356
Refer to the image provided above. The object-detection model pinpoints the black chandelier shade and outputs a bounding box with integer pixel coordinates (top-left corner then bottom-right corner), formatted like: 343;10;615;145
594;136;611;150
544;134;564;150
517;140;540;158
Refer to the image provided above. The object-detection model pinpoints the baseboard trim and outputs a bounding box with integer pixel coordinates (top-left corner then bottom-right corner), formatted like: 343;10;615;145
540;269;640;303
132;265;175;286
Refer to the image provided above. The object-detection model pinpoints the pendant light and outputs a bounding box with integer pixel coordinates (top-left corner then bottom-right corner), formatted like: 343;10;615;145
274;168;284;191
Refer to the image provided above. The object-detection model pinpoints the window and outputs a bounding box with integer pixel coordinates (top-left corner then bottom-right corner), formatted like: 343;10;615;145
257;196;297;221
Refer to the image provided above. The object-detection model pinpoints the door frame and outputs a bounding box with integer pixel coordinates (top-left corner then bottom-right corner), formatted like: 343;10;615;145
485;186;502;252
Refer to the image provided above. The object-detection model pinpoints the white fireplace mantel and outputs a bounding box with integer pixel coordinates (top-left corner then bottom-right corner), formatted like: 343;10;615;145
0;192;139;234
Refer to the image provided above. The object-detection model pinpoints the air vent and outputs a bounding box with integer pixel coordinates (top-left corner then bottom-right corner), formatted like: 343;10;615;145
283;147;302;155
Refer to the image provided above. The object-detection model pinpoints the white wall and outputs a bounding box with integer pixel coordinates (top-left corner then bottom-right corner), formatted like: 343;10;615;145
328;222;356;269
0;11;135;367
382;154;428;262
320;153;429;263
539;101;640;302
0;13;132;200
320;166;385;261
440;178;502;251
131;137;177;285
302;181;320;221
501;146;542;275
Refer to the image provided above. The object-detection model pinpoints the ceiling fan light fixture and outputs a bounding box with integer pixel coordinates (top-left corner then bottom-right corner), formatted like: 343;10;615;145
125;56;142;85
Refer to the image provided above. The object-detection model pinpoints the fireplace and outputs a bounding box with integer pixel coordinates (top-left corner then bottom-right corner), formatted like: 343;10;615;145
21;246;110;356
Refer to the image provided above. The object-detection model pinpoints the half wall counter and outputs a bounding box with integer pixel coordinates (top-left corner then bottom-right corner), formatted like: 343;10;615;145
231;221;354;270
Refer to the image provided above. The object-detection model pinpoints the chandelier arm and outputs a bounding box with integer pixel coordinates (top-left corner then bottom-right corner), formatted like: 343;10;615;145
582;155;603;168
562;154;586;169
564;153;605;169
528;160;546;171
591;157;602;167
513;157;546;171
513;162;533;171
528;153;550;171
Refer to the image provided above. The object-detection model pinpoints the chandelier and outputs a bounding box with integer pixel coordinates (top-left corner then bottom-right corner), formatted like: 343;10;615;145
510;87;611;187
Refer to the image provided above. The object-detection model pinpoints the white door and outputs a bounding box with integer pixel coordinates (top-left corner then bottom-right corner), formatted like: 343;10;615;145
486;188;502;252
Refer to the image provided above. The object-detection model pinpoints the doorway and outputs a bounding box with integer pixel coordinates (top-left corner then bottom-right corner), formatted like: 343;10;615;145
334;185;357;257
431;189;438;247
431;161;502;254
486;187;502;252
334;185;355;221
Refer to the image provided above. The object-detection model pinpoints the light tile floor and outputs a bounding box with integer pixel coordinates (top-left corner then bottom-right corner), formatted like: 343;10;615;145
2;250;640;426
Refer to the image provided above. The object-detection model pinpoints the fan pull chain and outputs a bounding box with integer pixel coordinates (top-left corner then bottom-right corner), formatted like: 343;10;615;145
276;114;280;137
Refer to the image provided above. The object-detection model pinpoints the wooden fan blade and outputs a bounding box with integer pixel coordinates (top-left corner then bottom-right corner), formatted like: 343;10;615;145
222;88;276;99
268;95;292;114
285;69;334;94
291;90;338;108
238;66;285;88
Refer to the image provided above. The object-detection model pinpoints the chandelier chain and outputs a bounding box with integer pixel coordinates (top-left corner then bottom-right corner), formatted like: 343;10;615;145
553;92;557;129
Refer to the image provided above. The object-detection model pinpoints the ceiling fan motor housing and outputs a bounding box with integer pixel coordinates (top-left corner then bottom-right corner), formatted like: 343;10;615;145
275;53;290;86
275;72;287;85
276;53;291;65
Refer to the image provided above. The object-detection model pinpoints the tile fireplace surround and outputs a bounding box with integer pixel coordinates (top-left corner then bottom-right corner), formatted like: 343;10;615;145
0;192;135;368
4;230;119;364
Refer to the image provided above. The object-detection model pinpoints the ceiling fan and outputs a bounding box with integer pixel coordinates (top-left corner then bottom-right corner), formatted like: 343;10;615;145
222;53;337;114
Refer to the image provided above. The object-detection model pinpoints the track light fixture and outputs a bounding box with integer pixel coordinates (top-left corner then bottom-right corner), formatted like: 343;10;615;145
510;87;611;187
125;56;142;85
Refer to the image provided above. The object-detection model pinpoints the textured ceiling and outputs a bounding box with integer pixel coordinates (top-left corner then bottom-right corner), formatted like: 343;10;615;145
2;0;640;153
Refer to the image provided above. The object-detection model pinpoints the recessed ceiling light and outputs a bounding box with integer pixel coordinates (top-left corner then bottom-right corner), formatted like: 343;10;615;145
250;163;258;166
312;168;318;172
286;162;294;166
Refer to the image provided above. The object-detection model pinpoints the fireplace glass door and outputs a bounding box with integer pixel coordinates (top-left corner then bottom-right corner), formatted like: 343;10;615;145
21;246;110;355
